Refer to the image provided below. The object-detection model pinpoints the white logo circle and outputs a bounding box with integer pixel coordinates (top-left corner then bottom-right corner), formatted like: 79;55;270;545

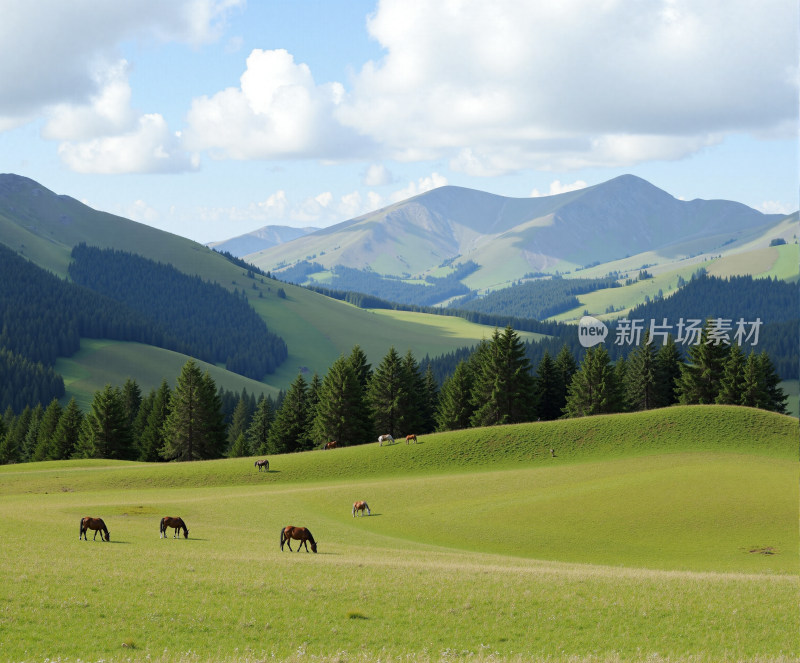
578;316;608;348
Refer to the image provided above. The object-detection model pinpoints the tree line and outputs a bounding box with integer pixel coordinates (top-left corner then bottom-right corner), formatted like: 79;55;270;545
0;322;786;465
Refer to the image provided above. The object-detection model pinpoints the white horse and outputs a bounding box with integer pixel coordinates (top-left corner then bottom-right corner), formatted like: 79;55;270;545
378;434;393;446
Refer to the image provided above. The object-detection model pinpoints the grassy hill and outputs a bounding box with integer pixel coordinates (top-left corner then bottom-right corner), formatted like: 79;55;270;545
1;406;796;662
0;174;539;398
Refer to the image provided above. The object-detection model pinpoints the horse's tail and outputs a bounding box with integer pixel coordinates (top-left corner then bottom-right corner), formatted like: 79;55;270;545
280;527;286;550
159;517;165;534
79;517;84;538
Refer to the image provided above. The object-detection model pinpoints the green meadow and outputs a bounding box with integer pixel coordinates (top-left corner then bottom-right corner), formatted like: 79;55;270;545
0;406;796;663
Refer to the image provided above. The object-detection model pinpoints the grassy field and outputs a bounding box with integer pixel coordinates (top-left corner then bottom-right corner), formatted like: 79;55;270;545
0;406;796;663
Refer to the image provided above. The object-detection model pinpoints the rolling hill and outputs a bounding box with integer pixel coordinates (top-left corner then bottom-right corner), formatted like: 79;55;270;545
0;173;545;402
0;405;796;661
244;175;793;297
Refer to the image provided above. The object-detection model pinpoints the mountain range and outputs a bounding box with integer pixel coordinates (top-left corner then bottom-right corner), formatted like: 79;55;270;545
242;175;793;295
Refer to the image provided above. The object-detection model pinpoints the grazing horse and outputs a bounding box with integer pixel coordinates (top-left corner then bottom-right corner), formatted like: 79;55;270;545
160;516;189;539
79;517;110;541
405;434;417;444
255;459;270;471
280;525;317;553
324;441;339;450
352;500;371;517
378;434;393;446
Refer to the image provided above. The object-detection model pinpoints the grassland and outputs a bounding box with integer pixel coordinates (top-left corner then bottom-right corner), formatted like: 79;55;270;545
0;406;796;663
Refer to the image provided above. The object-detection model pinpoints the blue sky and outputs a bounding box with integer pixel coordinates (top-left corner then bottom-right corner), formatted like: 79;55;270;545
0;0;796;243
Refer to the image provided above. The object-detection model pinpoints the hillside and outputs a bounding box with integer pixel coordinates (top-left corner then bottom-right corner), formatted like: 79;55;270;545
244;175;792;298
207;223;319;257
1;406;796;661
0;174;543;403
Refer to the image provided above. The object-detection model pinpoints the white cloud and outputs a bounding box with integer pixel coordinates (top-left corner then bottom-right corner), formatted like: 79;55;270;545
58;114;197;174
389;173;448;203
531;180;588;198
759;200;794;215
0;0;242;126
332;0;798;172
363;163;394;186
184;49;367;160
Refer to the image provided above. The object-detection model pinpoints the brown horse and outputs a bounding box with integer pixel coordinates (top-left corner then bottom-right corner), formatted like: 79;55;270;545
160;516;189;539
255;459;270;471
378;434;393;446
405;434;417;444
352;500;371;517
280;525;317;553
324;441;339;450
79;517;110;541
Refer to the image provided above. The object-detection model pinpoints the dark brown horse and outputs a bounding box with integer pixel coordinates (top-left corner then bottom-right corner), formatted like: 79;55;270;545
255;459;270;471
280;525;317;553
324;441;339;450
352;500;371;517
405;434;417;444
160;516;189;539
79;517;110;541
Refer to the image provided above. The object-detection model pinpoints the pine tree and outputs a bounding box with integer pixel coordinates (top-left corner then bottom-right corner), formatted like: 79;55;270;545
138;380;171;462
676;322;729;404
306;373;322;440
311;355;366;446
553;344;578;415
470;326;536;427
534;351;562;420
739;352;768;409
50;398;83;460
435;360;475;431
73;384;132;459
564;345;619;417
31;398;63;461
420;364;439;433
399;350;426;436
0;406;31;464
367;347;407;437
228;432;251;457
757;351;788;414
267;373;310;454
626;332;658;411
348;345;373;392
121;378;142;432
654;335;682;407
246;395;275;455
227;396;252;451
161;360;225;461
20;404;43;462
715;344;746;405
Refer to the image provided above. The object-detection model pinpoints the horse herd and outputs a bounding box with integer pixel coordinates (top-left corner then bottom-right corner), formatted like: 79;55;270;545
78;435;397;550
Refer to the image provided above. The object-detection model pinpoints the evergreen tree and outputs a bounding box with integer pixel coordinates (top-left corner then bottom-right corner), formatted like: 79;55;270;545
50;398;83;460
311;355;366;446
31;398;63;461
534;351;562;420
654;335;682;407
73;384;132;459
626;332;658;411
676;323;729;404
553;344;578;415
246;395;275;455
400;350;426;435
739;352;768;409
227;396;252;451
470;326;536;427
132;389;154;453
0;406;31;464
613;356;629;412
715;344;746;405
161;360;225;461
564;345;619;417
757;351;788;414
20;404;43;462
138;380;171;462
420;364;439;433
367;347;407;437
121;378;142;432
348;345;373;392
435;360;475;431
228;432;251;457
266;373;310;454
306;373;322;442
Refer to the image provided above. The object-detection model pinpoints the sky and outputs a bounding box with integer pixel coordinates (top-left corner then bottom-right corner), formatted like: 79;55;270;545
0;0;797;244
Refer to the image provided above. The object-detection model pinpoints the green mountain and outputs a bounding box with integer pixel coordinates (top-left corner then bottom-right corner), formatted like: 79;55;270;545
244;175;793;300
0;174;540;405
